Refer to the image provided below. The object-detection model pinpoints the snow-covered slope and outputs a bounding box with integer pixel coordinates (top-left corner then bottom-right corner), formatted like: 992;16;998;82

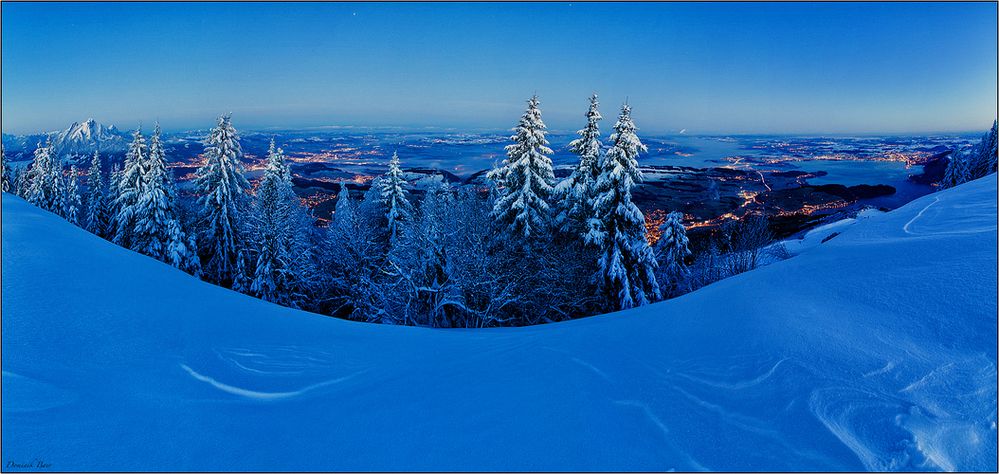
2;176;997;471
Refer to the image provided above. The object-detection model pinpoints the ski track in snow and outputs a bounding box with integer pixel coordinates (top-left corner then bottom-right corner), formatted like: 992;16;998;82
903;197;940;234
180;364;363;401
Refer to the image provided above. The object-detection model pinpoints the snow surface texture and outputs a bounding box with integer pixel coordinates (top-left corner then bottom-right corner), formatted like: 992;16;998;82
2;176;997;471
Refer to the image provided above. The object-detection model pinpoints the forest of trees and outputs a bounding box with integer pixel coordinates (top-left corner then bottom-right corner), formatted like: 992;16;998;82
3;101;996;327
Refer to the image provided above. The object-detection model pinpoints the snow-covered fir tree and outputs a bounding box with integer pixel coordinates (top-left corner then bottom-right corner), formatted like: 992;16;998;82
14;164;29;198
654;211;691;297
487;95;556;238
166;218;202;277
26;141;60;212
942;148;969;188
85;151;112;238
64;165;82;225
978;120;998;176
1;144;10;193
52;158;69;218
554;94;603;236
114;128;149;248
194;113;251;285
587;103;661;309
106;163;123;239
10;167;22;197
379;151;412;243
232;249;253;294
249;139;304;306
133;124;179;260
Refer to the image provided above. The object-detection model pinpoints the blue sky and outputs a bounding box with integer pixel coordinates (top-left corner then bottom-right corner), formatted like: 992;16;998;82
2;2;996;135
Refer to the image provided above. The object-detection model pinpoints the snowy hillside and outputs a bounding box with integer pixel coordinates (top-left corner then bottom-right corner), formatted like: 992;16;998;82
2;176;996;471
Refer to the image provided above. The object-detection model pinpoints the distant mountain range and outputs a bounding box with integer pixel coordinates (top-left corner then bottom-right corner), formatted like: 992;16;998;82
2;118;130;160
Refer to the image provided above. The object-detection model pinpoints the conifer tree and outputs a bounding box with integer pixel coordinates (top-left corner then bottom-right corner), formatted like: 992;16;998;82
114;128;149;248
379;151;412;243
14;165;29;198
166;218;202;277
942;148;968;188
655;211;691;297
85;151;112;237
1;144;11;193
487;95;556;238
983;120;997;175
194;113;251;285
133;124;179;260
106;163;123;239
26;141;59;212
554;94;603;236
249;139;301;306
64;165;82;225
587;104;661;309
232;249;253;294
52;158;68;218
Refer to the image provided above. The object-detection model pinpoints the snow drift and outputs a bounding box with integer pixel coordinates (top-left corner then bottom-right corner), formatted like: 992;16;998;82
2;176;997;471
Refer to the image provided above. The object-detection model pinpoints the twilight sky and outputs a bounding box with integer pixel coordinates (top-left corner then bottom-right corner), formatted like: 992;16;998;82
1;2;996;135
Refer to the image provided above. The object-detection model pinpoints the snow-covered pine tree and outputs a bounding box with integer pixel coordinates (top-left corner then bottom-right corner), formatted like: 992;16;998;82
51;158;68;218
379;151;412;243
982;120;998;176
554;94;603;237
1;144;10;193
166;218;202;276
194;113;251;285
655;211;691;297
133;124;179;260
114;128;149;248
487;95;556;238
64;165;82;225
587;103;661;309
232;249;253;294
106;162;123;239
14;164;29;198
334;181;355;226
284;180;319;307
942;147;968;188
25;142;59;212
249;139;299;306
10;167;22;197
85;151;111;237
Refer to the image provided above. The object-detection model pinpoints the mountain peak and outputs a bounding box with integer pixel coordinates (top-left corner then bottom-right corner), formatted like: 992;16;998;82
53;118;129;154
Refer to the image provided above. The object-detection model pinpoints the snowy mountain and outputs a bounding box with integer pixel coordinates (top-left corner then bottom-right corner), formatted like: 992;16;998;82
1;118;129;158
2;176;996;471
51;118;129;155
